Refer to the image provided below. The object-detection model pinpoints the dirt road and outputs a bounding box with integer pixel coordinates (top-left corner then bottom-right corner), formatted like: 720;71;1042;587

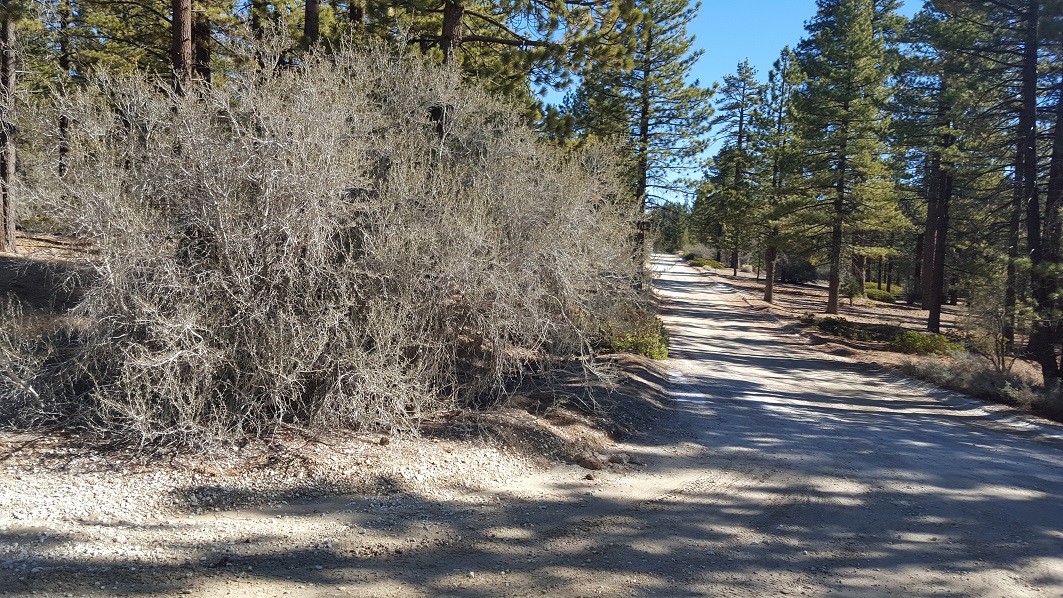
4;254;1063;597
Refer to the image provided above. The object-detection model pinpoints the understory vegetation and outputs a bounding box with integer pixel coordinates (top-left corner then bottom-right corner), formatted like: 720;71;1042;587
0;47;645;446
597;307;669;360
800;311;1063;418
804;315;960;355
688;257;725;269
901;353;1063;420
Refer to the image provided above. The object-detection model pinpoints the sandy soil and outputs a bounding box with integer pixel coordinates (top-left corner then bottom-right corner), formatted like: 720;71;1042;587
3;254;1063;597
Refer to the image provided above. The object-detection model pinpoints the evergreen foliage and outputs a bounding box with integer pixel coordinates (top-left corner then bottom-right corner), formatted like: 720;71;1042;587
565;0;714;210
792;0;906;314
692;60;764;276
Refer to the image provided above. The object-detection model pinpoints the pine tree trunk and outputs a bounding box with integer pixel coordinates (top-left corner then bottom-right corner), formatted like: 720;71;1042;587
441;0;464;64
172;0;193;94
305;0;320;45
1030;83;1063;385
1021;1;1062;386
927;170;952;334
885;258;893;294
827;218;843;314
927;91;955;333
826;152;846;315
911;233;923;305
920;155;941;309
193;2;211;83
633;30;653;266
0;5;15;254
349;0;365;25
1004;200;1021;347
58;0;71;178
250;0;264;35
763;242;778;303
850;248;866;284
1005;1;1039;350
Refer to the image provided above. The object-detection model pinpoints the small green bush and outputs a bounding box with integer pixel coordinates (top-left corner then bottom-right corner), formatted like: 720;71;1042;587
865;288;896;303
889;330;961;355
598;310;669;360
681;252;699;261
779;259;817;283
866;281;903;295
840;277;865;302
610;328;669;360
809;316;903;342
815;316;873;341
689;257;724;269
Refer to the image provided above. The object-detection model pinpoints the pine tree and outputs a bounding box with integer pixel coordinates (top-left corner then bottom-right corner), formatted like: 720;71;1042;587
567;0;714;257
793;0;905;314
385;0;641;107
756;47;804;302
693;59;764;275
893;2;1009;332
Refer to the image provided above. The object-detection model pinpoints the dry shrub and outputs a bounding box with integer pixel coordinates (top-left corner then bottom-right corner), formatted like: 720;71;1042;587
5;45;639;445
903;350;1039;409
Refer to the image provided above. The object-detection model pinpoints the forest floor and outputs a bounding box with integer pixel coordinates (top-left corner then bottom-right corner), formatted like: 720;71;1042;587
694;263;1048;393
2;250;1063;596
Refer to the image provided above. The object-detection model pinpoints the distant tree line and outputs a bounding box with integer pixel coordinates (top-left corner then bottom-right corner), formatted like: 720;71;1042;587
671;0;1063;392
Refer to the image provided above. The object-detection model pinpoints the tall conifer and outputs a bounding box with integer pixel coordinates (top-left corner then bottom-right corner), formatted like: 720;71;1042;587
567;0;714;257
794;0;904;314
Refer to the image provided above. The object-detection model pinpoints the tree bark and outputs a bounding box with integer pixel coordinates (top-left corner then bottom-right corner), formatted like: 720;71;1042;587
826;152;846;315
926;87;955;333
58;0;71;178
348;0;365;25
250;0;264;35
305;0;320;45
0;3;15;254
763;241;778;303
885;258;893;294
1004;192;1021;347
910;232;923;305
172;0;193;94
827;218;843;314
1030;82;1063;384
920;155;941;309
440;0;464;63
927;169;952;334
632;28;653;266
851;248;866;285
1005;0;1039;350
193;1;211;83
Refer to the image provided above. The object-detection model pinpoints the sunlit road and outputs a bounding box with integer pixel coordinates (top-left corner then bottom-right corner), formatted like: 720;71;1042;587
651;253;1063;596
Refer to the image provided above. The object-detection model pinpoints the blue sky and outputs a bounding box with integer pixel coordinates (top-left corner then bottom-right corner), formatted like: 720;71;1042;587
689;0;922;89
